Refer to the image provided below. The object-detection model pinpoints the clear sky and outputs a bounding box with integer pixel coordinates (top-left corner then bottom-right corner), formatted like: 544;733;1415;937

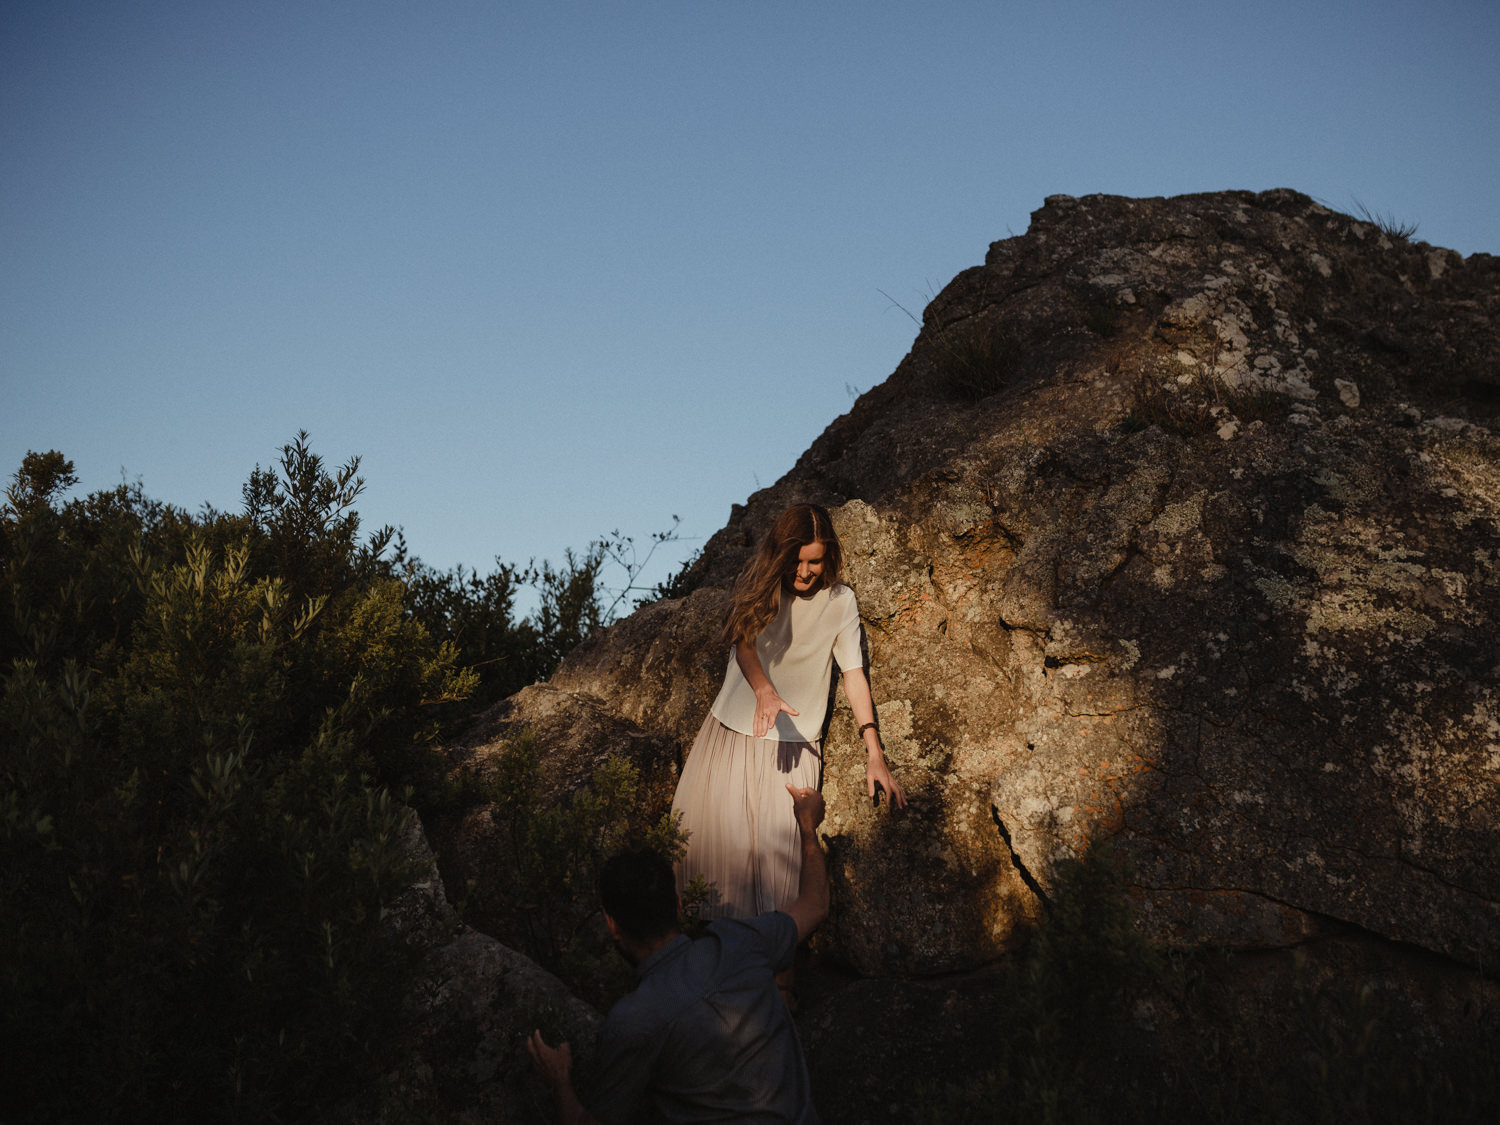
4;0;1497;608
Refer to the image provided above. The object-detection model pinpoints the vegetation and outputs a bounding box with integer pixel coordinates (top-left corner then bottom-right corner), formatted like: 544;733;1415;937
1120;339;1283;437
397;518;686;722
883;290;1027;403
1120;368;1222;436
0;435;653;1122
450;730;702;1010
927;321;1026;402
922;845;1500;1124
1352;197;1420;243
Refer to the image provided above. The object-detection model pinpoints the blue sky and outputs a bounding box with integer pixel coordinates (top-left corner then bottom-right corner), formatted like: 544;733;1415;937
4;0;1497;609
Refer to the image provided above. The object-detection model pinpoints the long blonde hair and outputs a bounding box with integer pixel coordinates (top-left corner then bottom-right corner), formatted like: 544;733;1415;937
722;504;844;649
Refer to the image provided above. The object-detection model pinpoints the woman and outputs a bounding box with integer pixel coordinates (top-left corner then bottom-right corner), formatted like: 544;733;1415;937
671;504;905;934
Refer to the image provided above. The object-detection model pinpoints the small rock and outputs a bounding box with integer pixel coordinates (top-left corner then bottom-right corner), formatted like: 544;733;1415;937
1335;379;1361;409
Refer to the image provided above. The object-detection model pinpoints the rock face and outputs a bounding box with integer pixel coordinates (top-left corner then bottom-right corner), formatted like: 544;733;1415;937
337;814;602;1124
464;189;1500;977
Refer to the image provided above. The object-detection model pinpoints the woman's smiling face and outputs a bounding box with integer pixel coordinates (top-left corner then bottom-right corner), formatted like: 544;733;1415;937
788;541;827;595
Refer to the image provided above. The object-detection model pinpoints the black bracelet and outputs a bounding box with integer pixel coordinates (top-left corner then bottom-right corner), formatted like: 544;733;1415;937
858;722;879;737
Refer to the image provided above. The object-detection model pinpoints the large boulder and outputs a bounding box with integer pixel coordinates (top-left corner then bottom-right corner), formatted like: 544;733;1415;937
335;812;602;1124
457;189;1500;977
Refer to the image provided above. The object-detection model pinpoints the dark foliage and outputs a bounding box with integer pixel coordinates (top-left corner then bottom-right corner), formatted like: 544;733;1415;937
396;520;682;720
931;322;1027;402
455;730;694;1010
921;845;1500;1124
0;435;620;1122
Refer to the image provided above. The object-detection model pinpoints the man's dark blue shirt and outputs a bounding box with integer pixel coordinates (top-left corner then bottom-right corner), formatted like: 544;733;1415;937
583;911;818;1124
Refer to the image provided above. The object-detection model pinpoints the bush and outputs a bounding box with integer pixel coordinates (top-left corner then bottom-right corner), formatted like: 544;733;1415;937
396;519;678;718
0;433;683;1119
0;439;471;1121
456;730;689;1009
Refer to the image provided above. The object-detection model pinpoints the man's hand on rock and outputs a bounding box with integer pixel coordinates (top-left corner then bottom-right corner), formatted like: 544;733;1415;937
528;1030;572;1091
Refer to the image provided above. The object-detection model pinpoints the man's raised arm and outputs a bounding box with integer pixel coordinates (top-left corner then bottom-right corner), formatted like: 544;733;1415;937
780;785;829;942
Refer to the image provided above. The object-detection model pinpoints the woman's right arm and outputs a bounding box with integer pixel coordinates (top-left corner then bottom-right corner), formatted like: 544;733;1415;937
735;641;799;738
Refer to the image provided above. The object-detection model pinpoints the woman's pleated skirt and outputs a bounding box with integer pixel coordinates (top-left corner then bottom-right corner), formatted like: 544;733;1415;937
671;713;822;920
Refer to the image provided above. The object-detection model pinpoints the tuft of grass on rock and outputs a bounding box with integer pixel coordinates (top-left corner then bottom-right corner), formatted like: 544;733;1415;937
931;322;1026;402
1121;371;1216;436
1121;363;1286;437
1222;381;1284;423
1352;197;1420;243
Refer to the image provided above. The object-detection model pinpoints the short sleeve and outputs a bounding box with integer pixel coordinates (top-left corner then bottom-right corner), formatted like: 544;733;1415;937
711;912;801;974
830;587;863;672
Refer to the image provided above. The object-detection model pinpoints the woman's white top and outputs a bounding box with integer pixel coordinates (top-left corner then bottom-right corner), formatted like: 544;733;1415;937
710;583;864;742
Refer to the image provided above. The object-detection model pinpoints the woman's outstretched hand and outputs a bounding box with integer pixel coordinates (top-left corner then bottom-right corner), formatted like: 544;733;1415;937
866;752;907;809
753;686;798;739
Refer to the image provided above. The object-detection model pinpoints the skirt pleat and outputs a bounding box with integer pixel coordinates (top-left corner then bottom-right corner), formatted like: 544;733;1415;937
671;713;822;920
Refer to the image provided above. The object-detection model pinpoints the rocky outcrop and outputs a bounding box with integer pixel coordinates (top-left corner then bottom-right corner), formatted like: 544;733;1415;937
456;189;1500;978
336;813;602;1124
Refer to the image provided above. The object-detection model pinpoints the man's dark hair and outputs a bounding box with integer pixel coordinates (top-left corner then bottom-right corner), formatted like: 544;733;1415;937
599;849;679;943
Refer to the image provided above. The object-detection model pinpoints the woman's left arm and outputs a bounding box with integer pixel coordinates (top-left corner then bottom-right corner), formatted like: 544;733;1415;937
841;667;907;809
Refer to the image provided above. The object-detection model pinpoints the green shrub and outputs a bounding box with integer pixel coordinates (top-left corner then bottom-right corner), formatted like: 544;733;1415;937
650;546;705;603
0;439;469;1122
0;435;697;1119
399;553;545;713
398;528;664;719
460;729;689;1008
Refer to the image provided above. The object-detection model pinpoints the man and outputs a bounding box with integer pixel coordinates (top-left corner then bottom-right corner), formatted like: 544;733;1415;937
528;783;829;1124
